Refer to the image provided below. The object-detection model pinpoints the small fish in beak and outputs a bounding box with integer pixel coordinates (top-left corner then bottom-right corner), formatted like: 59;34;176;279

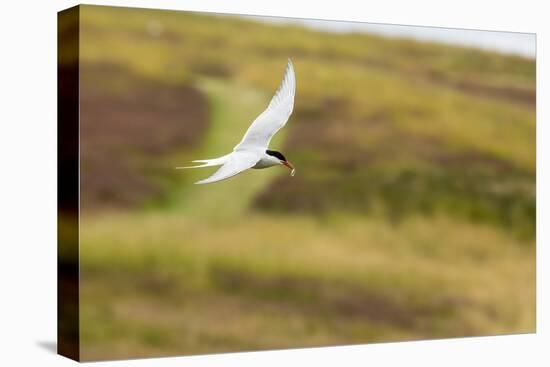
283;161;295;176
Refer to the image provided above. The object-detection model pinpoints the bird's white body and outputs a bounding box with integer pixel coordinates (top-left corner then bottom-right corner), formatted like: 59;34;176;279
177;59;297;184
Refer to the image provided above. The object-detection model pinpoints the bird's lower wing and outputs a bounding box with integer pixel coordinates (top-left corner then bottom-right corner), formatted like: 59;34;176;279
195;152;260;185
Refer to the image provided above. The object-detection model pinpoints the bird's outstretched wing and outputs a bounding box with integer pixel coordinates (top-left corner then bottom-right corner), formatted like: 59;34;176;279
194;151;260;185
234;59;296;151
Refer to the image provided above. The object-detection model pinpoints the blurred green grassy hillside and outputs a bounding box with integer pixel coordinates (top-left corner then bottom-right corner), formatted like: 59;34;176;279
75;5;535;361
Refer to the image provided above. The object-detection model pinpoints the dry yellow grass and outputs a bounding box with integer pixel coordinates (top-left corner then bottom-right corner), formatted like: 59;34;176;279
79;210;534;360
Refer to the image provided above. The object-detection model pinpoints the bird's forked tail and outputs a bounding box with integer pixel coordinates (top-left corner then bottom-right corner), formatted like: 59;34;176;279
175;154;231;169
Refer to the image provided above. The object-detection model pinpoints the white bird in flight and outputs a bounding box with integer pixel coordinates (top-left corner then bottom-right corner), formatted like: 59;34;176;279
177;59;296;184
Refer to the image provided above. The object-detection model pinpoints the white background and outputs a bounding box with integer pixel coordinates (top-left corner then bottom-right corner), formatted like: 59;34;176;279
0;0;546;366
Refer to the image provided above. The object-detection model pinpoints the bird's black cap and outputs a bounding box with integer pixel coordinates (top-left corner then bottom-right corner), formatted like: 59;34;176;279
266;150;287;161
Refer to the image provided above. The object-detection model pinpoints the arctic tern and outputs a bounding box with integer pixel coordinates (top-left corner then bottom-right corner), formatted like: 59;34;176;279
177;59;296;184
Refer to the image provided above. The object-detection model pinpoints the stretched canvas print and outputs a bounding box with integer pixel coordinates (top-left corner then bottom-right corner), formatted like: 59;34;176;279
58;4;536;362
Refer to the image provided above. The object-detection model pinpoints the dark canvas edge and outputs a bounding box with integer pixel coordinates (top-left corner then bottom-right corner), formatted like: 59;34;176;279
57;4;80;362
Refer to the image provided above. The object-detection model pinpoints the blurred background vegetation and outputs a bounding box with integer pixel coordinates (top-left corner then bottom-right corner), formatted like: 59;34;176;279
70;5;535;361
